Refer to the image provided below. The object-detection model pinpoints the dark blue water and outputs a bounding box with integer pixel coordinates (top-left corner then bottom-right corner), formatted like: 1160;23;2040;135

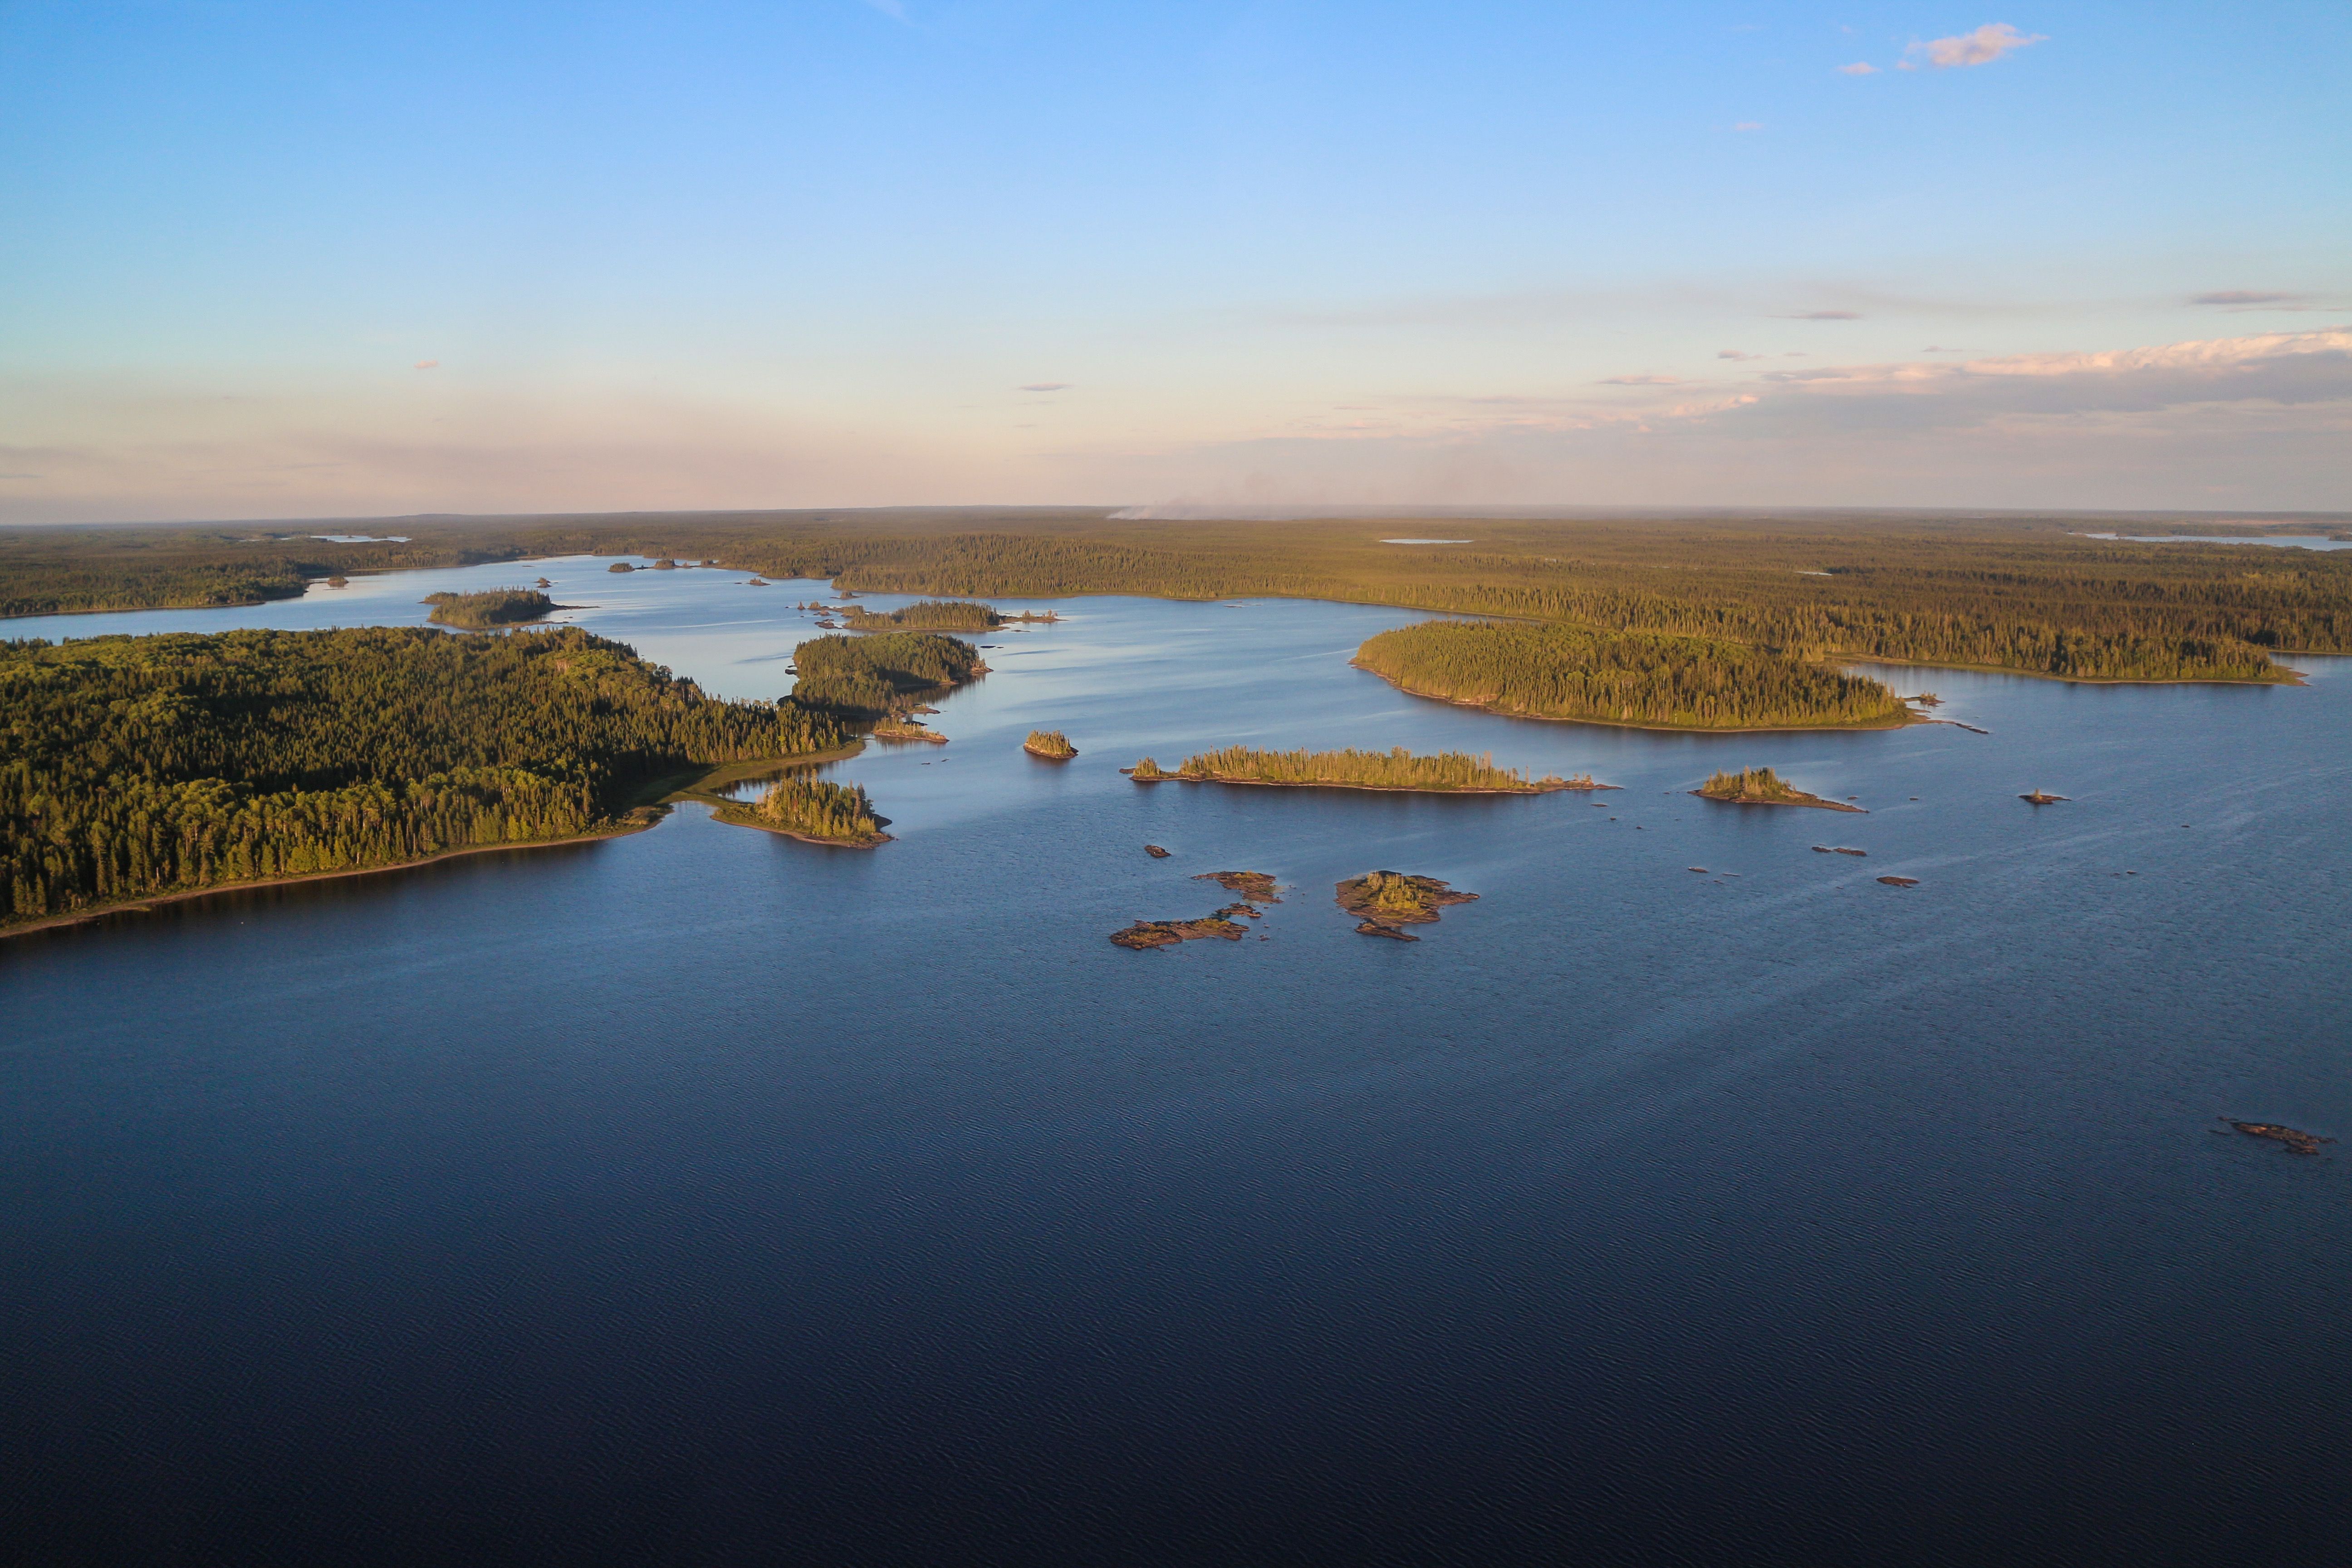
5;565;2350;1565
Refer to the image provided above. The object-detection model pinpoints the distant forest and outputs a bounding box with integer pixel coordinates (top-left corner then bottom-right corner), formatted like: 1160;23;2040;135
5;511;2342;683
1354;619;1912;729
1;627;846;928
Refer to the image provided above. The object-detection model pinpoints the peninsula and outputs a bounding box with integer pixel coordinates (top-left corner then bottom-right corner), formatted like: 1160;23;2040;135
1335;871;1479;941
0;626;851;934
1125;745;1605;794
1353;619;1914;730
1692;767;1865;812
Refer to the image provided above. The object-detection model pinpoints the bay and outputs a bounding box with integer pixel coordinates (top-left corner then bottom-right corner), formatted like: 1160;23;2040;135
4;559;2349;1564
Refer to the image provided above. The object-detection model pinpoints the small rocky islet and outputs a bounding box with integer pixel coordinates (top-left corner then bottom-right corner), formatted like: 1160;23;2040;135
2222;1118;2334;1156
1694;767;1863;813
1336;871;1478;942
1110;870;1279;951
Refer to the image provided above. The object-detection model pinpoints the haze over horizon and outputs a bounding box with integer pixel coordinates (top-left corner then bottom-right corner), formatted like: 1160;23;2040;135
5;1;2347;524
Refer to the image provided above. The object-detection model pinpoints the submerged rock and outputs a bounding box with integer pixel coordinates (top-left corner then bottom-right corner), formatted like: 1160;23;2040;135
2225;1119;2333;1156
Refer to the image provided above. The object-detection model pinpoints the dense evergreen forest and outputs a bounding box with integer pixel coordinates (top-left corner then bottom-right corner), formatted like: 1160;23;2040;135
1354;619;1911;729
0;627;847;928
424;588;557;627
1156;745;1584;793
1699;767;1800;802
7;510;2344;682
787;632;985;716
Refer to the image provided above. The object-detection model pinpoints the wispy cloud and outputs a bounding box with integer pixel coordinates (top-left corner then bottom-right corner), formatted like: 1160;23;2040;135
1901;22;2046;70
1784;310;1862;320
1599;375;1682;385
1018;382;1070;392
1718;350;1764;361
414;360;439;370
1836;62;1879;75
2191;290;2306;308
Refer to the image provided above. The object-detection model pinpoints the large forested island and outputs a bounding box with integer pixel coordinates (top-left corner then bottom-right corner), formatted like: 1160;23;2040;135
786;631;985;717
1353;619;1911;730
1128;745;1601;794
0;627;849;931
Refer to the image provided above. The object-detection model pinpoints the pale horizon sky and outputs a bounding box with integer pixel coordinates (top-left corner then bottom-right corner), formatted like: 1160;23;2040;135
3;1;2347;524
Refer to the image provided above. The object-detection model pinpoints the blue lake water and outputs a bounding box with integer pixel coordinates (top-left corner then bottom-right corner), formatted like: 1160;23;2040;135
5;559;2350;1564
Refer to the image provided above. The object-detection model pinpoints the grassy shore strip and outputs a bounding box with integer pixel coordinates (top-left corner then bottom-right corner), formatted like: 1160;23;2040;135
1690;767;1864;812
1127;745;1609;794
1352;619;1916;731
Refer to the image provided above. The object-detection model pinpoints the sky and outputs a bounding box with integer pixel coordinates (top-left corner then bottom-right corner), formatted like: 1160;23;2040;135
2;0;2347;522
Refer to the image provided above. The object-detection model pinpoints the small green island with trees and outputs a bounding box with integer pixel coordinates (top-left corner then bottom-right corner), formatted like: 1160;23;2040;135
831;598;1058;632
1126;745;1604;794
1353;619;1915;730
786;631;985;717
0;626;853;932
713;776;891;847
423;588;561;628
1024;729;1078;759
1335;871;1479;941
1692;767;1862;812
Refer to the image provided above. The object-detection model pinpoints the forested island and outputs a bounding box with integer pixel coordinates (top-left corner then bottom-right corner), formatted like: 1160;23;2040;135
1024;729;1077;759
713;776;890;847
1127;745;1602;794
0;627;850;931
1353;619;1911;730
833;599;1057;632
423;588;559;628
786;632;985;717
1692;767;1862;812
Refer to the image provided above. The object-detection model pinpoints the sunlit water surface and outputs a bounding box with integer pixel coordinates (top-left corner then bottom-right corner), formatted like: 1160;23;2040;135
5;559;2349;1565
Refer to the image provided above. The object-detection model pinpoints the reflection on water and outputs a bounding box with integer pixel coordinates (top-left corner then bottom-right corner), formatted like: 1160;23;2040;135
5;565;2351;1565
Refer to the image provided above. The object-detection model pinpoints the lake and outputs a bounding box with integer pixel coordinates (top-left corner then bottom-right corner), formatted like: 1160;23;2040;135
5;559;2349;1565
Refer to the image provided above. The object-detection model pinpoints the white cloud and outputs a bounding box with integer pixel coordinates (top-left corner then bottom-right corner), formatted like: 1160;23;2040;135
1837;62;1879;75
1905;23;2046;69
414;360;439;370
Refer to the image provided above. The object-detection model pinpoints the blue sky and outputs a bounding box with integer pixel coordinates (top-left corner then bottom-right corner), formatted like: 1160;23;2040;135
3;1;2347;520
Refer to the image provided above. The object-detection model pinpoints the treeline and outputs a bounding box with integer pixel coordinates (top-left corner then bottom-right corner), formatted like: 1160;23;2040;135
788;632;985;717
1354;619;1911;729
11;511;2347;681
424;589;556;628
1;626;847;927
1163;745;1575;792
0;528;530;618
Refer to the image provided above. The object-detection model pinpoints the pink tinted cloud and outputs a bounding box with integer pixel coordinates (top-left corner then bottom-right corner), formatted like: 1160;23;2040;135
1837;62;1879;76
414;360;439;370
1904;23;2046;70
